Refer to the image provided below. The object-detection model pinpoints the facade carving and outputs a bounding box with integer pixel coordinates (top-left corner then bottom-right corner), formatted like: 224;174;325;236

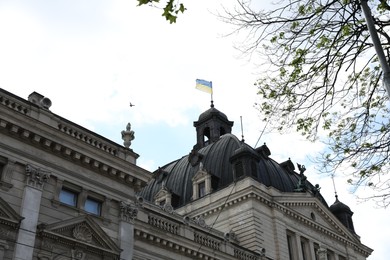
119;201;138;223
25;164;50;190
73;223;93;243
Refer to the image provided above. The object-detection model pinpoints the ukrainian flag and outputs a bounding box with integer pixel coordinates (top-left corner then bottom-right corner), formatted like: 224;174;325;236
196;79;212;94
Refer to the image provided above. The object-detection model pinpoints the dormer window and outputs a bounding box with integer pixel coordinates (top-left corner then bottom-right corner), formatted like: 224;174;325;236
192;164;212;200
154;186;172;206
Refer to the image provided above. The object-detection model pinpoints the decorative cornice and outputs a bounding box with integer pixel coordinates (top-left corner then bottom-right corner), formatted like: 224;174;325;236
0;119;148;189
135;228;219;260
58;123;118;156
135;226;261;260
195;190;372;257
0;94;28;115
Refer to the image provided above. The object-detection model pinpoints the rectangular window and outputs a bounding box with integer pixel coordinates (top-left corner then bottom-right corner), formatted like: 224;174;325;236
327;250;335;260
85;197;102;215
198;181;206;198
313;243;320;260
287;233;296;260
300;237;310;260
0;156;7;180
59;188;78;207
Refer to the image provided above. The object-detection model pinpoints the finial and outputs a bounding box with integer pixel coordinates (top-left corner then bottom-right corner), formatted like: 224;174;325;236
210;100;214;108
240;116;245;142
121;123;135;148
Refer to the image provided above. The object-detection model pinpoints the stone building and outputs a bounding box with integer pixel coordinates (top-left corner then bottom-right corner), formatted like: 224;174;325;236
0;88;372;260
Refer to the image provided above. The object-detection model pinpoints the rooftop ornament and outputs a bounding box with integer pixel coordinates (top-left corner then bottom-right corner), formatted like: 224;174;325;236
121;123;135;149
295;163;308;192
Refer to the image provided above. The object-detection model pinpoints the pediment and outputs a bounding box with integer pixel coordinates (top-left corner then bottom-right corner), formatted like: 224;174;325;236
279;198;360;243
37;215;121;255
154;186;171;200
0;196;23;229
192;169;209;182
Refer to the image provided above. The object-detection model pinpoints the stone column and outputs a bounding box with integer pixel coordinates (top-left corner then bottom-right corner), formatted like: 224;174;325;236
13;165;49;260
119;201;138;260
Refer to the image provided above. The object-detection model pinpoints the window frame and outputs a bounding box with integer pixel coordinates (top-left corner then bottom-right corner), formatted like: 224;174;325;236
198;181;206;198
59;187;78;207
54;179;106;218
286;231;298;260
85;196;102;216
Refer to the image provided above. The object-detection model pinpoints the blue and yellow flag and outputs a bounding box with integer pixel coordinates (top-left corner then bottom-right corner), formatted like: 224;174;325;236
196;79;212;94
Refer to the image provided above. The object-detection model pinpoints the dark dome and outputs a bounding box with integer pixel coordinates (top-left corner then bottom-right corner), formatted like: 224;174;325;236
138;134;328;208
330;197;352;214
197;106;228;123
329;196;355;233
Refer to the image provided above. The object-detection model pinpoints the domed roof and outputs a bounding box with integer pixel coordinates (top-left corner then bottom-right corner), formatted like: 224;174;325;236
138;133;328;208
330;196;352;214
329;196;355;233
197;103;228;123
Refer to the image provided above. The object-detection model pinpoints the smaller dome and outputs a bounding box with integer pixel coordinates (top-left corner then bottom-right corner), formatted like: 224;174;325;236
329;196;355;233
197;103;228;122
329;196;352;214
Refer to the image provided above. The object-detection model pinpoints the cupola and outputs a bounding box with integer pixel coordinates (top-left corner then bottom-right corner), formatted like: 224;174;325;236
193;101;234;150
329;196;355;233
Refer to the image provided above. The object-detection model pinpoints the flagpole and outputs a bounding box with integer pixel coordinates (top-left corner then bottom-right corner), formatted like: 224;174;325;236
210;81;213;104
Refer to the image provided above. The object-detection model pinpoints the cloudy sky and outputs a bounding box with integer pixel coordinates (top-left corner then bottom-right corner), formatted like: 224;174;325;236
0;0;388;259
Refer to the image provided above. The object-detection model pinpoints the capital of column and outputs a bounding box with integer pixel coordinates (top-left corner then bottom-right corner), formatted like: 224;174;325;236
119;201;138;223
317;247;327;260
25;164;50;190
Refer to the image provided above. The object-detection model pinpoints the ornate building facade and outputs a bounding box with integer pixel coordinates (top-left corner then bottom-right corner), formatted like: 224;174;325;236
0;88;372;260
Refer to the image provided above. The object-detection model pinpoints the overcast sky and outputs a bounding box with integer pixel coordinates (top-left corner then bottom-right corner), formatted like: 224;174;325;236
0;1;388;259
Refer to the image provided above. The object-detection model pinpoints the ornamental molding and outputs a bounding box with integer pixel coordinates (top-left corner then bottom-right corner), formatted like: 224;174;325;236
0;118;148;189
119;201;138;223
37;215;121;257
193;189;372;257
0;196;23;229
135;224;261;259
0;93;29;115
134;229;221;260
25;164;50;190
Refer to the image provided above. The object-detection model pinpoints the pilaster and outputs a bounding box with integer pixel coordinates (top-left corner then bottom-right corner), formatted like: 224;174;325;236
119;201;138;260
13;164;49;260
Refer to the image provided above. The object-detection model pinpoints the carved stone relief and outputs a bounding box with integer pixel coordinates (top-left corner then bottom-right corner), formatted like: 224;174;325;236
25;164;50;190
119;201;138;223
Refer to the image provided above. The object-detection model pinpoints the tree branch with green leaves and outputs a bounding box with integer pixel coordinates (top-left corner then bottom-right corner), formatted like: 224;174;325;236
137;0;186;23
222;0;390;207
